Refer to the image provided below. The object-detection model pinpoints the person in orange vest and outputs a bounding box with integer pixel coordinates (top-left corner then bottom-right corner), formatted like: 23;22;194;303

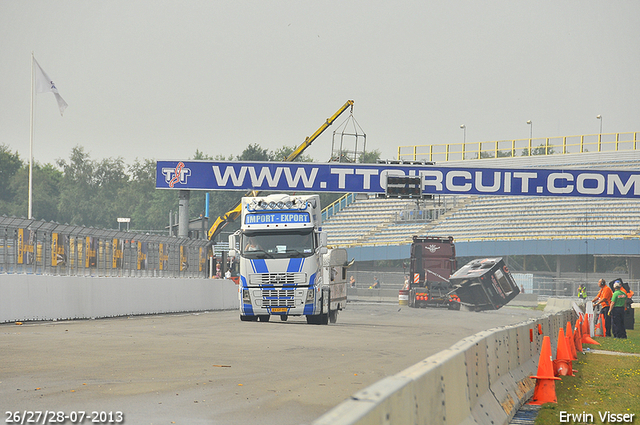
608;281;628;339
619;284;634;310
592;279;613;336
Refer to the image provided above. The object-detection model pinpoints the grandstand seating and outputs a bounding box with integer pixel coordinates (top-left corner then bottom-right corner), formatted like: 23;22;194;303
324;150;640;247
324;196;470;246
426;196;640;241
323;198;416;246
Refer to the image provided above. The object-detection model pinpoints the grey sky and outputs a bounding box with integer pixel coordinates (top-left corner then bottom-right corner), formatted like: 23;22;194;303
1;1;638;167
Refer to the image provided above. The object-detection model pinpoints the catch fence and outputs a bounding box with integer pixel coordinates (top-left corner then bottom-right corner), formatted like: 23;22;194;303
0;216;210;278
346;270;640;298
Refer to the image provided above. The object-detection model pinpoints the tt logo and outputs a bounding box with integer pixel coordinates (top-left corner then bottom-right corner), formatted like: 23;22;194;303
426;244;441;253
162;162;192;187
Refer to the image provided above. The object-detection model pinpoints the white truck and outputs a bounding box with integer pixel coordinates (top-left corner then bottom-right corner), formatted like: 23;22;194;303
228;194;348;324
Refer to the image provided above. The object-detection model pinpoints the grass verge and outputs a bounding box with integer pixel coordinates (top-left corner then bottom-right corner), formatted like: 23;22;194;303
535;308;640;424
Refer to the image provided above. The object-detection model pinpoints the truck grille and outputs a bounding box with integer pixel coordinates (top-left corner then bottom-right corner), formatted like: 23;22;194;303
262;289;295;307
249;272;306;286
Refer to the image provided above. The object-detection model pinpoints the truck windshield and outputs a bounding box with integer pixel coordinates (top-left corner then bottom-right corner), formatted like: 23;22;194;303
241;230;315;259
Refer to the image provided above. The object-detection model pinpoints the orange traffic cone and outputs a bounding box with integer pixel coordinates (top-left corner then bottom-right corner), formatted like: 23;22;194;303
565;322;578;361
582;314;590;337
574;319;583;353
529;336;561;405
582;327;600;345
553;328;574;376
601;312;610;337
595;314;604;337
566;322;578;374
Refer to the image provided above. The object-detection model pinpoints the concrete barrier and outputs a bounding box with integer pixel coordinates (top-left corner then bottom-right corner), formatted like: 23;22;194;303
314;300;575;425
544;297;583;313
347;287;398;303
509;293;539;307
0;274;239;323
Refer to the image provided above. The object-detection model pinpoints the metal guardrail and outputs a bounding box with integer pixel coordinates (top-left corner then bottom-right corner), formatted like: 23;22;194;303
398;131;640;162
0;216;210;278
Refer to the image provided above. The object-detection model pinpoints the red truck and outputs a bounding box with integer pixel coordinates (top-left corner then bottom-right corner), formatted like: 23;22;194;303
407;236;460;310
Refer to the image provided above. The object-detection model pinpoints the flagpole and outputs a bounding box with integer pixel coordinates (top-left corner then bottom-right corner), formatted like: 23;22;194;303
29;52;34;219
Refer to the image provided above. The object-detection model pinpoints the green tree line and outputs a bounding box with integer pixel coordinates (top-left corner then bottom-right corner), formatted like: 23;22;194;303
0;143;380;237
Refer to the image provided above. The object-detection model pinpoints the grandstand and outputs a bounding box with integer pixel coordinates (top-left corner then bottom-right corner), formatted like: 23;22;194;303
428;196;640;241
323;142;640;279
325;194;640;245
323;196;467;246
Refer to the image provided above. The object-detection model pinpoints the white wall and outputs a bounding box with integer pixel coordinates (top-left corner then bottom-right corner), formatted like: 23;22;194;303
0;275;238;323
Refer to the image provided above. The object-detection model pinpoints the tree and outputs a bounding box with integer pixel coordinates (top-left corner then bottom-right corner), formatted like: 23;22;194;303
56;146;94;225
237;144;271;161
56;146;129;228
359;149;382;164
522;143;556;156
2;162;63;221
117;158;177;231
0;144;63;221
0;144;23;203
271;145;314;162
93;156;129;227
31;163;63;222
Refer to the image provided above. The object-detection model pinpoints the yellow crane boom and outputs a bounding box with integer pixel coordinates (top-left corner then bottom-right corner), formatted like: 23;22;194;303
207;100;355;241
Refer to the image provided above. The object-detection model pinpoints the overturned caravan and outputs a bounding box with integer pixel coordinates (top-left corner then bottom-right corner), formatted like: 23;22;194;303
449;257;520;311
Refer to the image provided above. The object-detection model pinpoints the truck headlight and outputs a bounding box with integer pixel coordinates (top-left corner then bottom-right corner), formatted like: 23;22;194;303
306;288;315;303
242;290;250;303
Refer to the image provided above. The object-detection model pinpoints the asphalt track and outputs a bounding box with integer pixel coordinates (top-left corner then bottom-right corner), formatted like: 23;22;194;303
1;303;544;425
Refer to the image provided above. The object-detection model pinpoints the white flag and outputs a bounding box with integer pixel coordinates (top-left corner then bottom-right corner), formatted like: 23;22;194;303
33;57;68;116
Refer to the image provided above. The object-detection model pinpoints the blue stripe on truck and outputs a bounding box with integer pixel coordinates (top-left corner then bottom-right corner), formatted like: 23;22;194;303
287;257;303;272
251;259;269;273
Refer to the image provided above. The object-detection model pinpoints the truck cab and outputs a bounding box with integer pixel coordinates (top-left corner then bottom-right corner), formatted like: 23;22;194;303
229;194;347;324
408;236;460;309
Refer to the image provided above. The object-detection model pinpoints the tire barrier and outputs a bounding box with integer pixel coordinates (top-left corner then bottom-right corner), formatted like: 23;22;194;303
314;302;574;425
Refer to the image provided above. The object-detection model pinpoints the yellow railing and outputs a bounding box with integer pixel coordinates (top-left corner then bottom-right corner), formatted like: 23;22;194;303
321;193;357;221
397;131;640;162
332;233;637;249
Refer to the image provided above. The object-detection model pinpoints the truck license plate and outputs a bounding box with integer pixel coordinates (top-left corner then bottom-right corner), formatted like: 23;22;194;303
271;307;288;313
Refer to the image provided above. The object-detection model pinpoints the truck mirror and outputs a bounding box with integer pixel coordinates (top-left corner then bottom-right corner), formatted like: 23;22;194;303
228;234;237;257
319;231;328;247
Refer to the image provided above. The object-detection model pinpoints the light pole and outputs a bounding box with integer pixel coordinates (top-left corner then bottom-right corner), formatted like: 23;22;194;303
596;115;602;151
596;115;602;134
460;124;466;144
526;120;533;155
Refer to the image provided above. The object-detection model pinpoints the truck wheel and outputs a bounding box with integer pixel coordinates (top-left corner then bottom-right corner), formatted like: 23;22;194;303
306;315;318;325
320;313;329;325
240;315;257;322
280;315;288;322
329;310;339;324
258;315;270;322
